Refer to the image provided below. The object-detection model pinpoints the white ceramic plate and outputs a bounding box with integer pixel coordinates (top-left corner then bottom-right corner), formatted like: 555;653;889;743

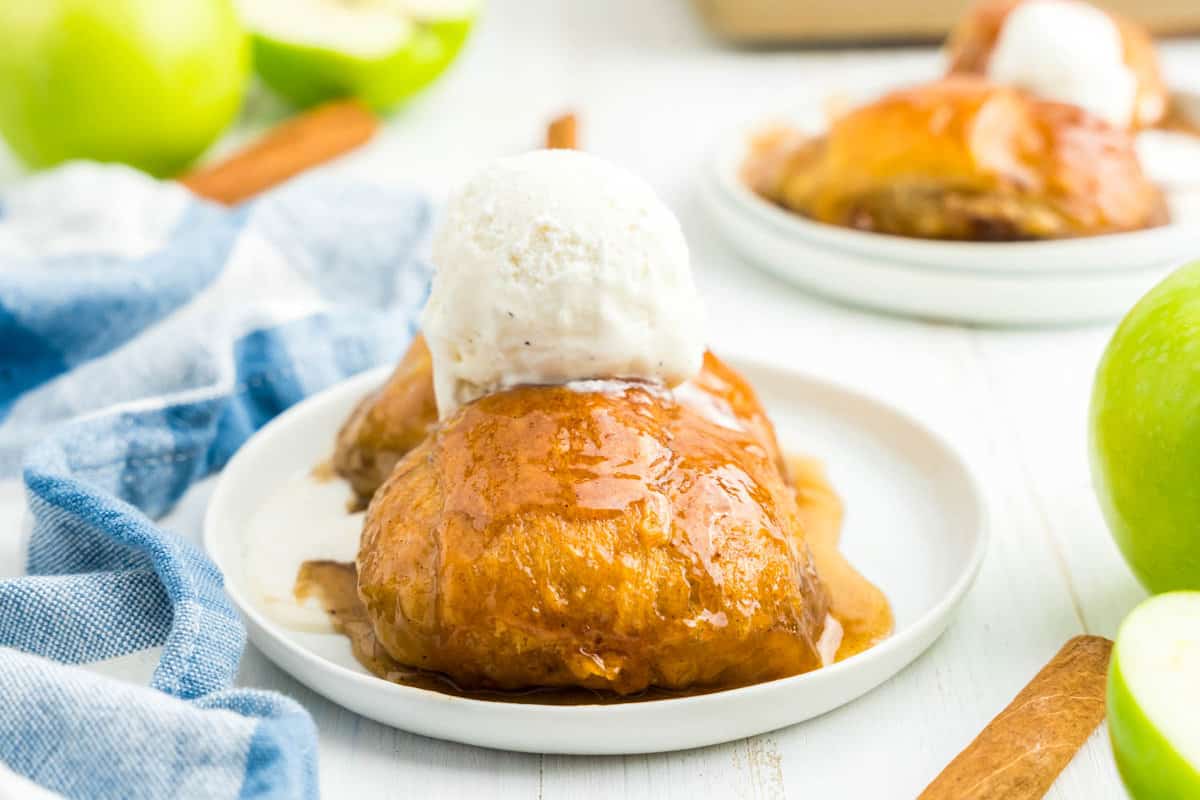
205;360;987;754
704;98;1200;325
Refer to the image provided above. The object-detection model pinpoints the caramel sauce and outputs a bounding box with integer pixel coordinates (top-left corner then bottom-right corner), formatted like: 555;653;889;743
785;454;892;660
295;450;892;703
310;459;336;483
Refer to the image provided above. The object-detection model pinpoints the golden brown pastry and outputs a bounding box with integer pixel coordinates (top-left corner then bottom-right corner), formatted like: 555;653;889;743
946;0;1167;130
665;350;787;476
335;337;787;502
748;77;1165;240
333;335;438;502
356;379;830;694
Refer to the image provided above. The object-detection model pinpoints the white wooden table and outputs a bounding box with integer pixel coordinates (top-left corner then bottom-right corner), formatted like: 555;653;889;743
6;1;1200;796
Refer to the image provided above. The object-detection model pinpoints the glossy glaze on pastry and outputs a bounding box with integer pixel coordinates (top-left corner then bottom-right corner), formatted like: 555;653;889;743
747;77;1166;240
334;337;787;503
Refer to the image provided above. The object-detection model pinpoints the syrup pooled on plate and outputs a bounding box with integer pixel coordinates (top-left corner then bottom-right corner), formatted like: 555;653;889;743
785;454;892;661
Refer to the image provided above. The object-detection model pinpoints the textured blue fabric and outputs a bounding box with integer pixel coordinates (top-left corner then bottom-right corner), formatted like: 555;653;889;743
0;163;433;799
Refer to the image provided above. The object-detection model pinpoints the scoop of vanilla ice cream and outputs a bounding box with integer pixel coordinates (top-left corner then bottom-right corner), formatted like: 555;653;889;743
987;0;1137;127
420;150;706;417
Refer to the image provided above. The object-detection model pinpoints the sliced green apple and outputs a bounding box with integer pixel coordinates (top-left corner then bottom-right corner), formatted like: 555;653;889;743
237;0;477;112
1109;592;1200;800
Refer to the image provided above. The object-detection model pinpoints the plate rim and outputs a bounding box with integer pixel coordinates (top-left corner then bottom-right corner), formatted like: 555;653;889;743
701;174;1174;326
204;359;988;721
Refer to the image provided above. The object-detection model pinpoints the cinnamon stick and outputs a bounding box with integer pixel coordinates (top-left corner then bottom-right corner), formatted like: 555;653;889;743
181;100;378;205
546;113;579;150
920;635;1113;800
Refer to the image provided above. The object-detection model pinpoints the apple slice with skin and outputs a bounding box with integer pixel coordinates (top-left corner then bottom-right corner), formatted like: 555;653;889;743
1109;591;1200;800
237;0;478;112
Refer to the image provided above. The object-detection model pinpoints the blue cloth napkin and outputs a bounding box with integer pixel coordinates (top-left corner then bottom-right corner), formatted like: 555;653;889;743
0;163;433;799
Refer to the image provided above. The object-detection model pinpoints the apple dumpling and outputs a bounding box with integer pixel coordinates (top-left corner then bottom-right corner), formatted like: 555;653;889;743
357;379;831;694
746;77;1165;240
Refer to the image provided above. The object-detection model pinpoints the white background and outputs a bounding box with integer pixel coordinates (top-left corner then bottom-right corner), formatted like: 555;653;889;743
5;0;1200;797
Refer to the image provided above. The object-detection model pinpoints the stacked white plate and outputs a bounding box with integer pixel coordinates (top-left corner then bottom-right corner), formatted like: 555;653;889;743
702;96;1200;326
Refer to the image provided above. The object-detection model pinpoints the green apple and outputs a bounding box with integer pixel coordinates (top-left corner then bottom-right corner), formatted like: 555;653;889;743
1108;592;1200;799
1091;260;1200;594
0;1;249;177
238;0;478;112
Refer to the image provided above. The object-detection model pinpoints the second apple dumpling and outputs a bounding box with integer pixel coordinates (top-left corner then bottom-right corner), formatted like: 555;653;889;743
748;77;1165;241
